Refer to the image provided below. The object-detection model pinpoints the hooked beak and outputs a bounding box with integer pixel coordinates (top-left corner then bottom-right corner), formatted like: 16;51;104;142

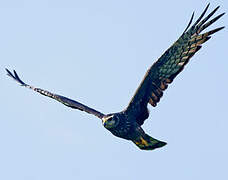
102;117;109;125
102;115;114;126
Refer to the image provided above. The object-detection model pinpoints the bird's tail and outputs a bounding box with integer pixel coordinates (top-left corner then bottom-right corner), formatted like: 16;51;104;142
132;134;167;150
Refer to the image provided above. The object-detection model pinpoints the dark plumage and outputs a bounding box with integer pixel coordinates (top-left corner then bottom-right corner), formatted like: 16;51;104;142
6;4;224;150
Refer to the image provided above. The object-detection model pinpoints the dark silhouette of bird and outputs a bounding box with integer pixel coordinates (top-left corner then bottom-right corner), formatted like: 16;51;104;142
6;4;224;150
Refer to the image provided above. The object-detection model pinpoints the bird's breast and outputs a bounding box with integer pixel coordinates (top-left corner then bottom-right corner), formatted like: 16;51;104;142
108;120;137;140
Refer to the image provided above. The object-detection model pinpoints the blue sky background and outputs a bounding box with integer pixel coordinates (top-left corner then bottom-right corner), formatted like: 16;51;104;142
1;0;227;179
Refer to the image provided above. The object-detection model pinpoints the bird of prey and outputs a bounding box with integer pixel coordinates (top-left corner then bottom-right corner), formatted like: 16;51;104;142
6;4;224;150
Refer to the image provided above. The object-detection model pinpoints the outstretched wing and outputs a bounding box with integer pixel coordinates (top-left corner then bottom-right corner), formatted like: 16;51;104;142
6;69;105;119
125;4;225;126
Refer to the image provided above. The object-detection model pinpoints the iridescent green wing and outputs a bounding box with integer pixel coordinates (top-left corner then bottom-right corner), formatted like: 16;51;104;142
125;4;225;125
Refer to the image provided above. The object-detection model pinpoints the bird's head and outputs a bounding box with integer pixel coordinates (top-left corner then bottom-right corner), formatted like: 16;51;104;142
102;114;119;129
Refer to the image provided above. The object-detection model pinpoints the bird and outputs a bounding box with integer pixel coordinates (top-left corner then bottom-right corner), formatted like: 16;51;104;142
6;4;224;150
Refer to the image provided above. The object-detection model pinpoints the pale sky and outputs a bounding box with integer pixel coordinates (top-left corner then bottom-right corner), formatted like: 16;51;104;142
1;0;227;180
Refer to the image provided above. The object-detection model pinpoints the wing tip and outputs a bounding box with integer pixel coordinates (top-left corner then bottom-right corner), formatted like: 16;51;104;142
208;26;225;36
183;11;195;34
5;68;11;75
6;68;27;86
